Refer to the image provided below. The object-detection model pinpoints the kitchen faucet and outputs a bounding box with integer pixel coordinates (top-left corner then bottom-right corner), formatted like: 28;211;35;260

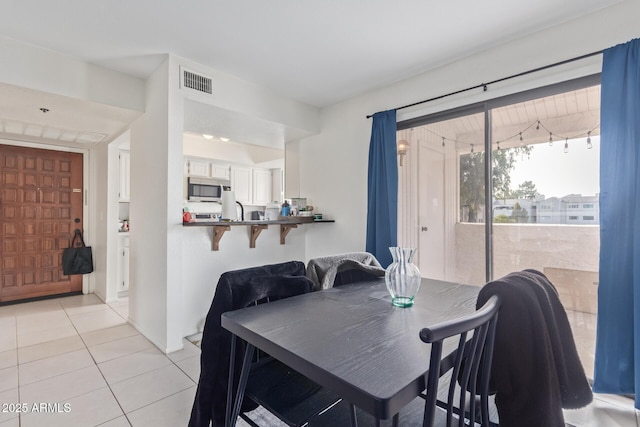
236;201;244;221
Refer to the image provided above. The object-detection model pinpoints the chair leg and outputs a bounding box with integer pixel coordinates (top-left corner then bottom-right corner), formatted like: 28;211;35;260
226;335;237;427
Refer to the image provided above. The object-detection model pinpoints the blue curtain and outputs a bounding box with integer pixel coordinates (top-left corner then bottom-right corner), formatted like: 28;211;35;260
366;110;398;268
593;38;640;408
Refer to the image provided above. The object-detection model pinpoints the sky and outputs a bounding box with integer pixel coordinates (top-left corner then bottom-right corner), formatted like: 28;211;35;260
509;135;600;199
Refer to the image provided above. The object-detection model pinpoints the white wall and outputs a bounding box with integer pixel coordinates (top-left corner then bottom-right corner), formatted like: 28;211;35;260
91;140;109;301
177;55;320;138
128;55;185;353
125;54;323;349
0;37;144;112
181;226;307;335
300;0;640;262
183;133;284;166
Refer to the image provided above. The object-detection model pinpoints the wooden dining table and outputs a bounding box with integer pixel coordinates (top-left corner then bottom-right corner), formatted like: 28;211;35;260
221;277;481;426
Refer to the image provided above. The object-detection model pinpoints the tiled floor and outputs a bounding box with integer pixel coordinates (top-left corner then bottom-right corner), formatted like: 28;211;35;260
0;294;637;427
0;294;200;427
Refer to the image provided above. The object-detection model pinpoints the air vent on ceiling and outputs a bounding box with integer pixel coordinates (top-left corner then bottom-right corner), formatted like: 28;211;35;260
181;67;212;95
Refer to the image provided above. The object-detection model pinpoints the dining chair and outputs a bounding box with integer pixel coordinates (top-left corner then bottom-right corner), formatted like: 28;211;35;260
476;269;592;427
189;261;341;427
306;295;501;427
306;252;385;290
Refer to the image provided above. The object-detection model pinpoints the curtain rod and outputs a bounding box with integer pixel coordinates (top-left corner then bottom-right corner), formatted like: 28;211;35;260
366;49;604;119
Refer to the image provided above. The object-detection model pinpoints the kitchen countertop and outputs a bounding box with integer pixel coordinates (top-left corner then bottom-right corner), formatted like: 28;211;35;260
183;218;335;250
182;219;334;226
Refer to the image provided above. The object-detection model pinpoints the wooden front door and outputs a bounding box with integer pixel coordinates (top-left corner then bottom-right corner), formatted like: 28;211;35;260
0;144;84;303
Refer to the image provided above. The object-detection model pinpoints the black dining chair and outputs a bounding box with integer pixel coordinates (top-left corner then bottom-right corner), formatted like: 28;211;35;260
189;261;342;427
306;295;501;427
476;269;592;427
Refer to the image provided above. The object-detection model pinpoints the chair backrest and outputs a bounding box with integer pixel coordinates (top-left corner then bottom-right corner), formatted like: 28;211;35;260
306;252;384;290
189;261;314;427
333;268;381;287
419;295;501;427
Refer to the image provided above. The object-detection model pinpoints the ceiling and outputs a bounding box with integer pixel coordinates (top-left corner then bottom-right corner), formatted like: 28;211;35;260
0;0;621;148
398;86;601;152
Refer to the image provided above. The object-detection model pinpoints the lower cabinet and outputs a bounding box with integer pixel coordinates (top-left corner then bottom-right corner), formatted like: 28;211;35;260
118;235;130;294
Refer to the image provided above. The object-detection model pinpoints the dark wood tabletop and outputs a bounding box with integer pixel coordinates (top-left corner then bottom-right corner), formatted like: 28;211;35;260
221;277;481;422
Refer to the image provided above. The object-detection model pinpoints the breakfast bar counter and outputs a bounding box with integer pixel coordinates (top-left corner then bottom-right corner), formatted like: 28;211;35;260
183;219;335;250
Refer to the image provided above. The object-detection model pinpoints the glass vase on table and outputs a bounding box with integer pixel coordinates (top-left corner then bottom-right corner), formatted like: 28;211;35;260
385;247;421;307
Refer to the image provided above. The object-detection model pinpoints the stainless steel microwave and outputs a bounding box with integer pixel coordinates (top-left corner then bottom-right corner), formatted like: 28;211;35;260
187;177;231;202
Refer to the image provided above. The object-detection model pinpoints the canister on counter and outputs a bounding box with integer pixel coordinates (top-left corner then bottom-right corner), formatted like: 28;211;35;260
281;200;290;216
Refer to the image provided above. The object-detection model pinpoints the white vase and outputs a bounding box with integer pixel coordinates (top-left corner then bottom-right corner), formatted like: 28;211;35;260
385;247;421;307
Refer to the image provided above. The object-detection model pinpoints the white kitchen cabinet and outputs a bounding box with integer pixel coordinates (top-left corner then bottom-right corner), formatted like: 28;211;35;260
231;166;272;206
211;163;231;180
231;166;253;205
186;158;230;180
253;168;272;206
271;168;283;204
188;159;210;177
119;151;130;202
118;235;130;294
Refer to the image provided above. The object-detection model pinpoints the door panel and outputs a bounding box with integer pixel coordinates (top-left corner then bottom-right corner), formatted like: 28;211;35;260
418;143;446;280
0;144;83;302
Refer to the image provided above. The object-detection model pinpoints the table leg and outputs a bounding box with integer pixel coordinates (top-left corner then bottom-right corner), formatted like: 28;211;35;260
391;413;399;427
348;403;358;427
226;336;255;427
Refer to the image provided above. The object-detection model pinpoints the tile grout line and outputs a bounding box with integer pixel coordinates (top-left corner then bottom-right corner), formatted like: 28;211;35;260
17;299;113;426
15;297;131;426
66;301;135;426
15;299;71;426
68;298;196;424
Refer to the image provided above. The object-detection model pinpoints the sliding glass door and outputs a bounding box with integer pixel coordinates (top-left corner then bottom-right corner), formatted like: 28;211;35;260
397;110;486;286
398;75;600;377
489;86;600;377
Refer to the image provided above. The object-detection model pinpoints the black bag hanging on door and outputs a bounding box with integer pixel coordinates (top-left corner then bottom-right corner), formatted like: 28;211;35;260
62;230;94;275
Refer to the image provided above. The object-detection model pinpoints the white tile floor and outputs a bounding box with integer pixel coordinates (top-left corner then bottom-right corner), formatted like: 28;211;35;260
0;294;200;427
0;294;637;427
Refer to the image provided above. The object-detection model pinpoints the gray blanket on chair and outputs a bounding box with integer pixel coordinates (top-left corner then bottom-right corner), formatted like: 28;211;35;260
306;252;385;290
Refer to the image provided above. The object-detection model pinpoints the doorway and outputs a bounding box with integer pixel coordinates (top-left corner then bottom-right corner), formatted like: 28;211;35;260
0;144;84;303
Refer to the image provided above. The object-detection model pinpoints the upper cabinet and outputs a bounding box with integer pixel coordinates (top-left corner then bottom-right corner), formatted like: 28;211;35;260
231;166;272;206
119;150;131;202
252;168;272;206
231;166;253;205
186;158;230;180
188;159;209;177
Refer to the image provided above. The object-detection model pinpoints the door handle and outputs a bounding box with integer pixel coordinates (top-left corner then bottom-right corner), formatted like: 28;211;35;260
421;226;428;232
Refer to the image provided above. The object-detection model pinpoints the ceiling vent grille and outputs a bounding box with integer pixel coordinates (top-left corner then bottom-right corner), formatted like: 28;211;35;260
181;67;212;95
